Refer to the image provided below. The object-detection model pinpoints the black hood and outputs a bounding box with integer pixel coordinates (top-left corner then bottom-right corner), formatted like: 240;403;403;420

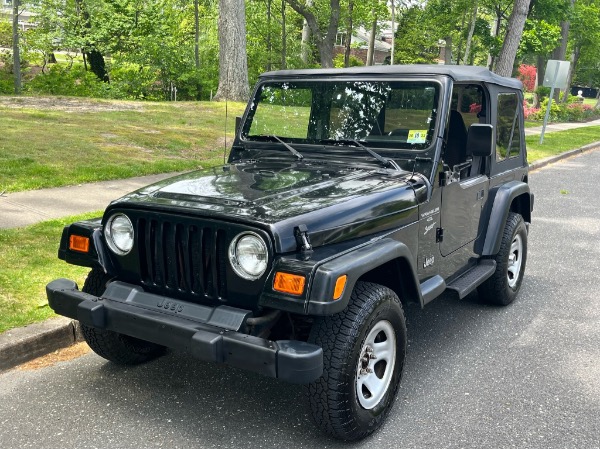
110;159;421;252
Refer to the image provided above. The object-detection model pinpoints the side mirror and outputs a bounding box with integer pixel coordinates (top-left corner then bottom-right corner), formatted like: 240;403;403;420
467;124;493;157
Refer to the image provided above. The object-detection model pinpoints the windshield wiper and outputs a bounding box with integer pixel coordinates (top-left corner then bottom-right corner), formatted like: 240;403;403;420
249;135;304;160
265;135;304;160
321;138;401;171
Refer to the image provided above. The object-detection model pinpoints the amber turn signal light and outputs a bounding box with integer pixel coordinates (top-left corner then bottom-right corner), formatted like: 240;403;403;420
69;235;90;253
333;275;347;300
273;272;306;296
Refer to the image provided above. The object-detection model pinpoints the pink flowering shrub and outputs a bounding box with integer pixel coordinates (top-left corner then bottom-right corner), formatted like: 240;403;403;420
517;65;537;92
469;103;482;114
523;100;540;120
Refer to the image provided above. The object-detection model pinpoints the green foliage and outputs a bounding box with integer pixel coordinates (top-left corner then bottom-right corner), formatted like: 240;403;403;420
528;98;600;122
519;19;561;57
333;53;364;68
394;6;439;64
0;19;11;47
24;64;112;97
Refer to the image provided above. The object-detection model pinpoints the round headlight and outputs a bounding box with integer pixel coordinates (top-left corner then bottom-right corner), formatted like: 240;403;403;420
229;232;268;280
105;213;134;255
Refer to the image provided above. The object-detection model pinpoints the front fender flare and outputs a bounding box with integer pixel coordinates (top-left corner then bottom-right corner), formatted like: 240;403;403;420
306;238;420;315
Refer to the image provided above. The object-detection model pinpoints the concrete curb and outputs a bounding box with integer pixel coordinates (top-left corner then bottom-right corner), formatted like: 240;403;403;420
1;142;599;373
0;317;83;372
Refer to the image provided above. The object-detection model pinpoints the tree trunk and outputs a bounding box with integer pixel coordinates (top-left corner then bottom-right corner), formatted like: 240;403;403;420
562;47;580;104
12;0;22;95
463;0;478;65
214;0;250;102
494;0;531;77
286;0;340;68
455;7;469;64
534;54;546;108
444;35;452;65
194;0;200;69
266;0;272;71
281;0;287;70
555;0;574;102
75;0;108;82
390;0;395;64
595;90;600;109
300;0;312;65
366;16;377;66
344;1;353;67
487;11;502;69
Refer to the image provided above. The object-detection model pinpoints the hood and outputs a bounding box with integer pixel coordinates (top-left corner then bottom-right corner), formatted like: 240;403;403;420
110;159;421;252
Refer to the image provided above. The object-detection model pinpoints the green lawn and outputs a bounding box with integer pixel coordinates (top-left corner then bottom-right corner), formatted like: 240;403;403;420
0;97;246;193
527;126;600;162
0;212;101;333
1;98;599;334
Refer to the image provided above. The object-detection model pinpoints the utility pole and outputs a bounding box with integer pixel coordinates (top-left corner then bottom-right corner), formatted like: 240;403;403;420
12;0;22;94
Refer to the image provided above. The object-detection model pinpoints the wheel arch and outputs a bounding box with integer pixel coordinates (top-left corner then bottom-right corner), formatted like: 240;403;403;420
306;238;422;315
482;181;532;256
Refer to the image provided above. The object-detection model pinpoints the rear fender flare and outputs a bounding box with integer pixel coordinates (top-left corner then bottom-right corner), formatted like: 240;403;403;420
482;181;531;256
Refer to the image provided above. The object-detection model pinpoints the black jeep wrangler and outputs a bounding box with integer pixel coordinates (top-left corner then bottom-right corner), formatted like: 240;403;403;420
47;65;533;441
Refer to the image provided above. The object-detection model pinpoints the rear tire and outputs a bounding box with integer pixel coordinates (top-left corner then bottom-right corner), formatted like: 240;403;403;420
306;281;407;441
81;268;165;365
478;212;527;306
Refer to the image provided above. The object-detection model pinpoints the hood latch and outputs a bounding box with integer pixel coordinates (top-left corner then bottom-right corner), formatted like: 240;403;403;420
294;224;312;252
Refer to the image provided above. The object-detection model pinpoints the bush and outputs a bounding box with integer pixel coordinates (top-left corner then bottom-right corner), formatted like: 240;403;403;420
527;99;600;122
25;64;113;98
0;20;11;48
517;64;536;92
333;53;364;68
109;62;161;100
535;85;551;102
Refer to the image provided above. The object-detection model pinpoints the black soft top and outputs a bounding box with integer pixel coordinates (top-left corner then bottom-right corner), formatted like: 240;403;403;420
259;64;523;90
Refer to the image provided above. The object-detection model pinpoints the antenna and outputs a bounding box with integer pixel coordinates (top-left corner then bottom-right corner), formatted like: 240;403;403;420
223;69;229;164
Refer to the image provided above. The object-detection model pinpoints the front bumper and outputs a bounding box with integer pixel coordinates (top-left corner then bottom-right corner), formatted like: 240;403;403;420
46;279;323;384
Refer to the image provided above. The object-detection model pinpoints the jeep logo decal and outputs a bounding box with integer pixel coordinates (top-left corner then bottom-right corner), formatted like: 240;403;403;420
157;299;184;313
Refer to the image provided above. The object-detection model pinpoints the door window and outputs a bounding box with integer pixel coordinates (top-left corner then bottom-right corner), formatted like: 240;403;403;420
496;93;522;160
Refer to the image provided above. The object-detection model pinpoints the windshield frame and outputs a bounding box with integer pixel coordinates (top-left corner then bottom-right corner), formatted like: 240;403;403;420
239;76;445;155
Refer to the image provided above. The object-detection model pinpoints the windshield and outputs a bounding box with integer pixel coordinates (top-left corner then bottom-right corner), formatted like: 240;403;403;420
243;80;440;151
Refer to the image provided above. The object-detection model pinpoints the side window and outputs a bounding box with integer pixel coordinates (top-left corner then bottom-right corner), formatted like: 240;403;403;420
496;93;522;160
451;85;484;127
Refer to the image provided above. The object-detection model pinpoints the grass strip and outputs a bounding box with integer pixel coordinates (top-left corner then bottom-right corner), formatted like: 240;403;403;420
0;98;246;193
0;212;102;333
527;126;600;162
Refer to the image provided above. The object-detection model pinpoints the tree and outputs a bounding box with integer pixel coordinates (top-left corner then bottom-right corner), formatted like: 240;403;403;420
12;0;22;94
214;0;249;101
495;0;532;77
567;0;600;102
285;0;340;68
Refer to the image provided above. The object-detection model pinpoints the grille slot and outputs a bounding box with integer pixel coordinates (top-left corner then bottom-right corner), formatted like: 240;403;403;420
138;218;228;301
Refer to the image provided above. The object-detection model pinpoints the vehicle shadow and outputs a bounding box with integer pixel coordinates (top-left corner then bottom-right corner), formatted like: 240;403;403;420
84;281;539;448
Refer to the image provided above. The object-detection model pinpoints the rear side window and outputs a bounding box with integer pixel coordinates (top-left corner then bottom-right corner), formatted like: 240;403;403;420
496;93;522;160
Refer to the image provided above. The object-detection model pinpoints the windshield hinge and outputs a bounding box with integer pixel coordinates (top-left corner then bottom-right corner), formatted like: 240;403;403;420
294;225;312;252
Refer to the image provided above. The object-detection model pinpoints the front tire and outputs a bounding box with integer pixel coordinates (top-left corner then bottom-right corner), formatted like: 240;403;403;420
306;282;407;441
479;212;528;306
81;268;165;365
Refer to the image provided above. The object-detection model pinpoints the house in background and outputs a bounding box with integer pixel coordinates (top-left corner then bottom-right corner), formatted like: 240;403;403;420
1;0;37;33
333;21;397;65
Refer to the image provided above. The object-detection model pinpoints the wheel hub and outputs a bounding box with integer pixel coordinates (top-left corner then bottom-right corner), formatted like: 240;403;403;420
356;320;396;410
507;233;523;288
